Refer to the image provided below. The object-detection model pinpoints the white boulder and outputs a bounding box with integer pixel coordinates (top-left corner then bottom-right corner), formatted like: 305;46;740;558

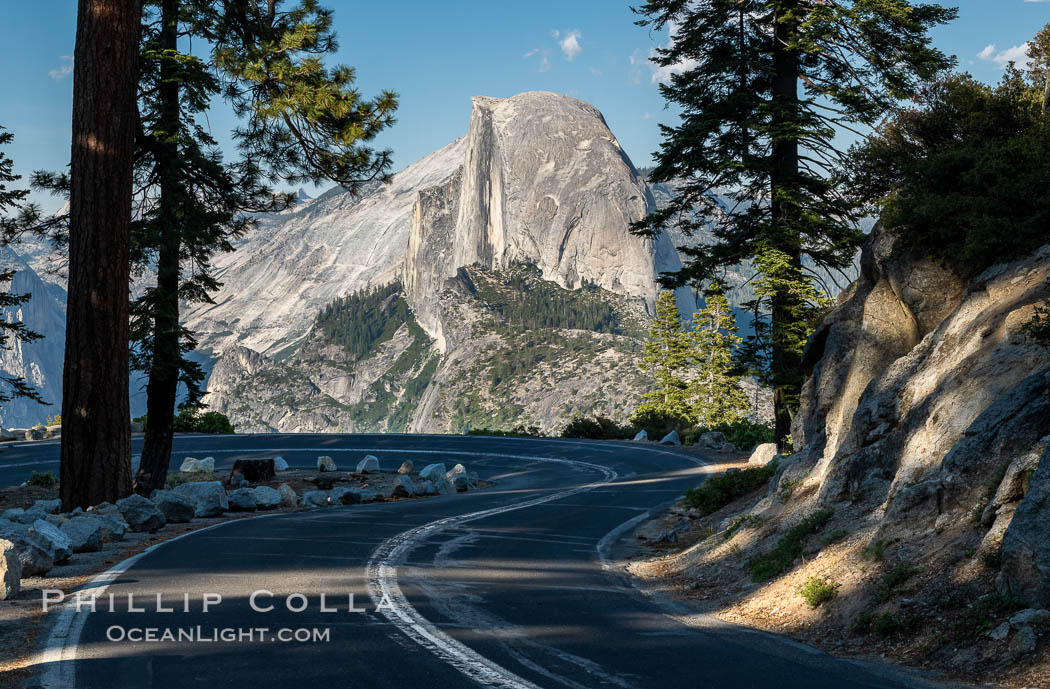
251;486;282;510
317;456;337;472
278;483;299;508
633;429;648;442
272;456;289;472
227;488;257;512
398;460;414;475
172;481;229;517
419;463;448;481
0;539;20;599
659;430;682;446
27;519;72;563
356;455;380;473
301;490;330;507
748;443;779;466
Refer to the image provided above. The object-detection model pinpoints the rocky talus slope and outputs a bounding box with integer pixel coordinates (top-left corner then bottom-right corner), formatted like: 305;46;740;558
629;230;1050;686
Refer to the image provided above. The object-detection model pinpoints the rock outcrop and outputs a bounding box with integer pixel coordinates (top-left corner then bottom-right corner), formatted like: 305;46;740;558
766;228;1050;603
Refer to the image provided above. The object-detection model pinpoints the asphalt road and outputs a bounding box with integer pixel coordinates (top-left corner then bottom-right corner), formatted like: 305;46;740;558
5;434;962;689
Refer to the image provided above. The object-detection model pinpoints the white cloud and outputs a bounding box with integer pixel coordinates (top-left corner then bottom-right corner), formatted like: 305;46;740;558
559;30;582;61
649;21;698;84
523;48;539;58
977;42;1032;69
539;52;552;72
48;56;73;81
641;113;656;120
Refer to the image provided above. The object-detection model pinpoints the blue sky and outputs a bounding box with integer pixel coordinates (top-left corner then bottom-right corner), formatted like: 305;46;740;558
1;1;1047;211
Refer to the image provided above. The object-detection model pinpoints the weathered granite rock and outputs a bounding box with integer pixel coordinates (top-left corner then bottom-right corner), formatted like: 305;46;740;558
749;443;779;466
116;494;166;532
698;432;733;451
419;463;447;481
278;483;299;508
1;508;25;523
30;499;61;515
251;486;282;510
397;460;414;475
27;519;72;563
660;431;681;446
633;429;648;442
84;503;130;540
301;490;330;507
1001;445;1050;606
180;456;215;473
0;539;20;599
356;455;380;473
1009;608;1050;628
227;488;258;512
273;456;289;472
392;475;419;498
317;456;337;472
172;481;229;518
150;491;196;524
59;516;106;553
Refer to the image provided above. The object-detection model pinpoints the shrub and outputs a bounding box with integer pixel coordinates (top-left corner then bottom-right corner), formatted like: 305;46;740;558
165;470;213;488
629;409;692;440
683;460;779;516
980;547;1003;570
861;539;887;560
467;425;543;438
799;576;840;608
749;509;834;582
560;416;636;440
687;419;775;451
173;408;235;434
875;560;920;603
821;529;849;546
722;513;762;541
44;414;61;426
27;470;58;488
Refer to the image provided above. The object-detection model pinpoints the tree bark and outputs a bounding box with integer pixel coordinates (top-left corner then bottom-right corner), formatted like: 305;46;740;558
134;0;182;495
61;0;142;510
769;5;804;452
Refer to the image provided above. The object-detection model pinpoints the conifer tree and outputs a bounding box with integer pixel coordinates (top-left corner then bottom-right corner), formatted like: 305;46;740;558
689;283;750;428
633;290;692;422
0;127;47;409
130;0;398;493
632;0;956;449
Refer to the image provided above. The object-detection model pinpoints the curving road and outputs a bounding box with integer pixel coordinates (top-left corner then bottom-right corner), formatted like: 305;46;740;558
5;434;961;689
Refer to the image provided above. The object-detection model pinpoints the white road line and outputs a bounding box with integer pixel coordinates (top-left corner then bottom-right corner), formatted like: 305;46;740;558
366;452;618;689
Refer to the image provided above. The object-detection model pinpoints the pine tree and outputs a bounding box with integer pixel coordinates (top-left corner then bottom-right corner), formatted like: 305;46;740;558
130;0;398;494
0;127;47;408
689;283;750;428
633;290;692;422
62;0;142;510
632;0;956;449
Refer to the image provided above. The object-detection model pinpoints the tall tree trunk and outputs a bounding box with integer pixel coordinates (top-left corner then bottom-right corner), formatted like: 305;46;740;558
135;0;182;495
61;0;142;510
769;6;803;452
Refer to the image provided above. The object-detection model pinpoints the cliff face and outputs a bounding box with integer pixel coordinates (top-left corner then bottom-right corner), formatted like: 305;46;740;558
771;230;1050;604
198;91;694;432
0;247;67;428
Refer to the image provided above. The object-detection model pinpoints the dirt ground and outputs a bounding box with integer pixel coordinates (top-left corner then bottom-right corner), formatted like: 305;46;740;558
623;460;1050;689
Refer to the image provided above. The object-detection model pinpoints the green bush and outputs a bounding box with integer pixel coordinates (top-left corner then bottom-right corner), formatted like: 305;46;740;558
820;528;849;546
799;576;840;608
749;509;834;582
629;409;692;440
467;425;543;438
27;470;58;488
560;416;636;440
861;539;887;560
875;561;919;603
173;408;235;434
979;547;1003;570
132;414;148;432
683;420;775;451
683;460;779;516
